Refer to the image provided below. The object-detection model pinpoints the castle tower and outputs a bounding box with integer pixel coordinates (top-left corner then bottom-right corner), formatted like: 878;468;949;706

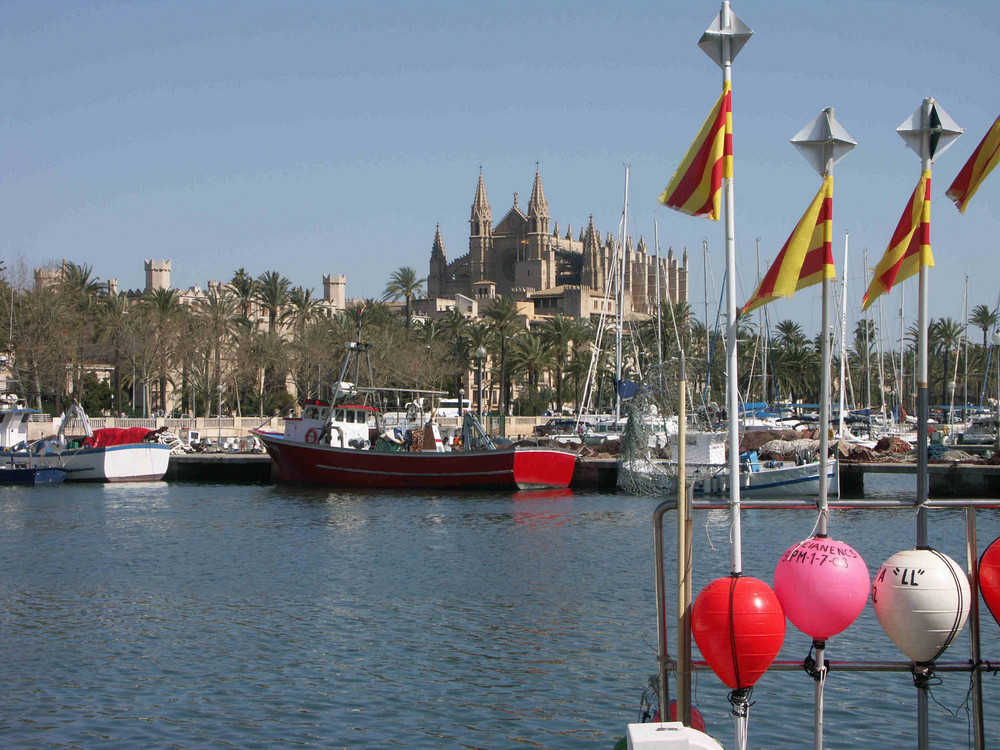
428;224;447;297
323;273;347;310
469;173;492;283
144;259;171;293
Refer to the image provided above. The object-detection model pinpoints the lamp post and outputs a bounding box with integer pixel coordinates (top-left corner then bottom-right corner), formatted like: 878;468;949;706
992;332;1000;454
458;388;465;417
475;346;488;419
217;384;224;447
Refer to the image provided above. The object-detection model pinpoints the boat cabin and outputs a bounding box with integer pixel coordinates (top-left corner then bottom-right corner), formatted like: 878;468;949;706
0;408;35;450
284;399;378;449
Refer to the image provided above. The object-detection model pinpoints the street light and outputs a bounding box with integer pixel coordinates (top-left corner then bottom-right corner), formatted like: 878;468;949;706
458;388;465;417
475;346;488;419
217;384;224;447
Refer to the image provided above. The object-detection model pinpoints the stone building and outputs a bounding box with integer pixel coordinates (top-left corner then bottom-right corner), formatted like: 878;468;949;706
426;170;688;320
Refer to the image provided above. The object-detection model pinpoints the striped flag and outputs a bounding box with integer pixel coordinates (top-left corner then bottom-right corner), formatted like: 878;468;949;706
946;113;1000;213
658;82;732;221
741;175;833;315
862;171;932;311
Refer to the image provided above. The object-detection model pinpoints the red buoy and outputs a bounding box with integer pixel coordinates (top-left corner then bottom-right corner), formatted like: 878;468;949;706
980;536;1000;628
692;575;785;689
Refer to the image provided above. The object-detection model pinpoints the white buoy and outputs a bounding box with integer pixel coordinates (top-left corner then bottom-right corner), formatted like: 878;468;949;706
872;548;970;663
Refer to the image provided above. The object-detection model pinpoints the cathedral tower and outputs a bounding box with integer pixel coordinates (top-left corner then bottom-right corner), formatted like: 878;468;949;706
428;224;447;297
469;173;492;283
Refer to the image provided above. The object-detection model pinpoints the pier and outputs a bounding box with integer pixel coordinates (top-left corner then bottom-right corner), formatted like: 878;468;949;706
840;461;1000;498
166;455;1000;496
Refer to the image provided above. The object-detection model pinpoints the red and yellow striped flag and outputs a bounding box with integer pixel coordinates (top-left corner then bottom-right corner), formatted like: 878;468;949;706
741;176;833;315
946;113;1000;213
862;171;932;311
658;82;732;221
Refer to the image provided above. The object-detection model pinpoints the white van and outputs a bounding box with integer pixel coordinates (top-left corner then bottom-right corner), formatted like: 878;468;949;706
436;398;471;418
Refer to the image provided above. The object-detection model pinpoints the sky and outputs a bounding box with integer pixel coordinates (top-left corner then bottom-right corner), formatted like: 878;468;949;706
3;0;999;342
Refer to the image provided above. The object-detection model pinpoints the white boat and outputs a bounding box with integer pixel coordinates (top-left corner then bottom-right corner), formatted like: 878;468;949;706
619;430;838;497
959;414;997;445
0;404;170;483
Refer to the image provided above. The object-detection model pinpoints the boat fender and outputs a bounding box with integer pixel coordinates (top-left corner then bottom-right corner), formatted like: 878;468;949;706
304;428;319;444
348;438;370;450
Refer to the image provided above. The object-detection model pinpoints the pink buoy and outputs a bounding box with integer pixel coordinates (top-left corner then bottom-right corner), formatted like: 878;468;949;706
692;575;785;689
774;536;870;640
872;548;970;663
979;536;1000;628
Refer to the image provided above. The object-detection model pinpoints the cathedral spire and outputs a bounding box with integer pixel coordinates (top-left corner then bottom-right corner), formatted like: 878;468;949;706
432;223;446;259
527;169;549;219
470;173;492;235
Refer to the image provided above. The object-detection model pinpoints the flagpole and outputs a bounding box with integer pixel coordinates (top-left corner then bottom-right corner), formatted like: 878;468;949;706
791;106;856;750
916;99;931;549
719;5;742;582
697;4;752;746
839;234;849;439
894;95;963;750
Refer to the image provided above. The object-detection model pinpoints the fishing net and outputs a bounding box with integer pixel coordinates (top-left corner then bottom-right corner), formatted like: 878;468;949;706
617;361;726;496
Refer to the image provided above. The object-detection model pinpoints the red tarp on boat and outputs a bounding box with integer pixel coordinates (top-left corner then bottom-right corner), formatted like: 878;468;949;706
83;427;154;447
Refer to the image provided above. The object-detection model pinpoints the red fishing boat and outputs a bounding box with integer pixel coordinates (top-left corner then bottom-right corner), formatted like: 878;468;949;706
252;340;576;490
253;402;576;490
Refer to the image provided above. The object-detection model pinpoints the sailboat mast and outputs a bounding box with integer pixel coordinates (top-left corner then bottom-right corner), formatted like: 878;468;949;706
654;220;664;371
838;233;849;438
615;165;630;423
899;287;906;419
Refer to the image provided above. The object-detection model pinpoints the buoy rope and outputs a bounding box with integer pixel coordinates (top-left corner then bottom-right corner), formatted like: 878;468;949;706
727;686;753;717
802;644;830;681
728;574;741;688
927;547;967;664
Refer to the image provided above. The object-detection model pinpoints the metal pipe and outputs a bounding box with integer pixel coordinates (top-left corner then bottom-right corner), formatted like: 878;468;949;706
677;659;994;673
676;356;690;726
653;498;671;724
966;507;985;749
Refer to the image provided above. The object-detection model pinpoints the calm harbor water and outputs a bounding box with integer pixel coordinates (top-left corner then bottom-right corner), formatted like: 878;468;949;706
0;478;997;749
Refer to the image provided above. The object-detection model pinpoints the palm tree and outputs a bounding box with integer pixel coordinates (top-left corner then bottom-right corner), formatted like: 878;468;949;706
507;331;555;414
482;296;522;422
538;315;574;412
230;268;259;320
930;317;965;405
382;266;425;331
970;304;997;348
282;286;322;339
143;287;184;413
774;319;806;348
194;286;241;417
94;291;130;414
255;270;291;332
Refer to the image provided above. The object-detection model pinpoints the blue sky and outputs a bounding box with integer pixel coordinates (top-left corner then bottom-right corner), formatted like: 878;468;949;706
3;0;999;341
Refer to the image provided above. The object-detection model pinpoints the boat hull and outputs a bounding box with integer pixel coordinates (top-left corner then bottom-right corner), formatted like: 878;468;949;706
0;467;67;484
41;444;172;482
254;431;576;490
619;459;839;498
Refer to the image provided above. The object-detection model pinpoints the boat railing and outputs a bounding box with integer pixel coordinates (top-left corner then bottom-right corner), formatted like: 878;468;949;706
654;493;997;749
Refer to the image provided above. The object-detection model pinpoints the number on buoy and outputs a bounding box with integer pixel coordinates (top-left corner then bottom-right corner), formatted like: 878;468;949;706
304;428;319;444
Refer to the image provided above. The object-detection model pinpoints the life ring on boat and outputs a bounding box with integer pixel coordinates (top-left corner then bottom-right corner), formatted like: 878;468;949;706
304;428;320;444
